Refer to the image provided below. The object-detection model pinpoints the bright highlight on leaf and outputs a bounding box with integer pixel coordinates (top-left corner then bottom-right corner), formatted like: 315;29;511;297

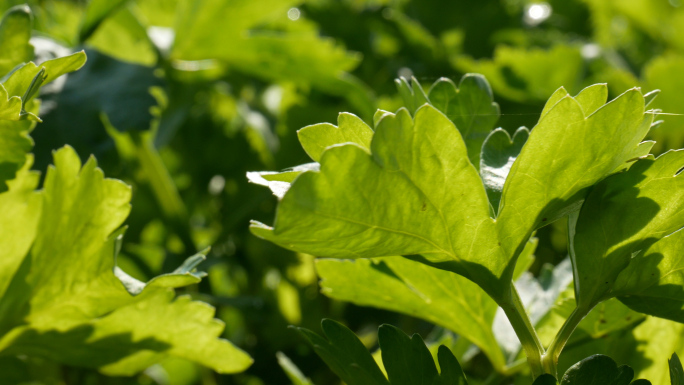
249;71;684;380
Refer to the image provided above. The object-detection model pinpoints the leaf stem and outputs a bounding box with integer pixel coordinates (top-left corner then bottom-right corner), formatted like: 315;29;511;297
500;284;546;379
541;305;591;378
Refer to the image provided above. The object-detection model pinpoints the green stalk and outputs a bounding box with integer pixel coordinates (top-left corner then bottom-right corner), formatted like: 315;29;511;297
500;284;546;379
541;305;591;377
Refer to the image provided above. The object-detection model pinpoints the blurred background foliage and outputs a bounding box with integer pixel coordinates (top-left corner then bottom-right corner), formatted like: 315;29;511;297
2;0;684;383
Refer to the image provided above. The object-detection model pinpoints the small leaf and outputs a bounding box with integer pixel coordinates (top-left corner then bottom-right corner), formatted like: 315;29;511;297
479;126;528;214
298;112;373;162
573;83;608;116
436;345;468;385
560;355;634;385
114;248;209;296
2;51;86;100
428;74;500;169
395;76;429;113
379;324;438;385
670;353;683;385
295;320;389;385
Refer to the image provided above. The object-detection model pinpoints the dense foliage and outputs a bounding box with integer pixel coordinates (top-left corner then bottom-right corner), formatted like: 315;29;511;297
2;0;684;384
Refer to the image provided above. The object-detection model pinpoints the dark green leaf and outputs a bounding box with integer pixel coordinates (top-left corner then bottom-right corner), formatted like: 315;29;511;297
533;374;558;385
670;353;683;385
572;151;684;309
295;319;389;385
436;345;468;385
560;355;634;385
379;324;438;385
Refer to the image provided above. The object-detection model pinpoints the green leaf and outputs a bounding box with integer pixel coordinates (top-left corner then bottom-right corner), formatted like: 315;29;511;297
295;319;389;385
85;5;157;66
479;127;528;215
571;151;684;309
317;257;505;369
0;157;40;300
574;84;609;116
453;45;583;103
379;324;439;385
0;146;251;374
0;116;34;192
298;112;374;162
670;353;683;385
114;248;209;296
298;321;468;385
251;105;509;301
540;87;569;118
436;345;468;385
79;0;129;42
498;87;651;270
0;4;33;78
611;227;684;322
536;289;644;351
172;0;374;118
0;84;23;120
2;51;87;100
316;238;538;372
560;355;635;385
378;325;468;385
395;76;429;113
428;74;500;169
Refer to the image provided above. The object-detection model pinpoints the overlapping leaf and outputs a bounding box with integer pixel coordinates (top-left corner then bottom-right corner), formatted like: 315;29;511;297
316;239;537;372
569;151;684;309
480;127;528;215
316;258;505;369
296;320;467;385
610;225;684;322
497;85;653;264
0;146;252;374
171;0;374;117
251;105;511;300
396;74;500;169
